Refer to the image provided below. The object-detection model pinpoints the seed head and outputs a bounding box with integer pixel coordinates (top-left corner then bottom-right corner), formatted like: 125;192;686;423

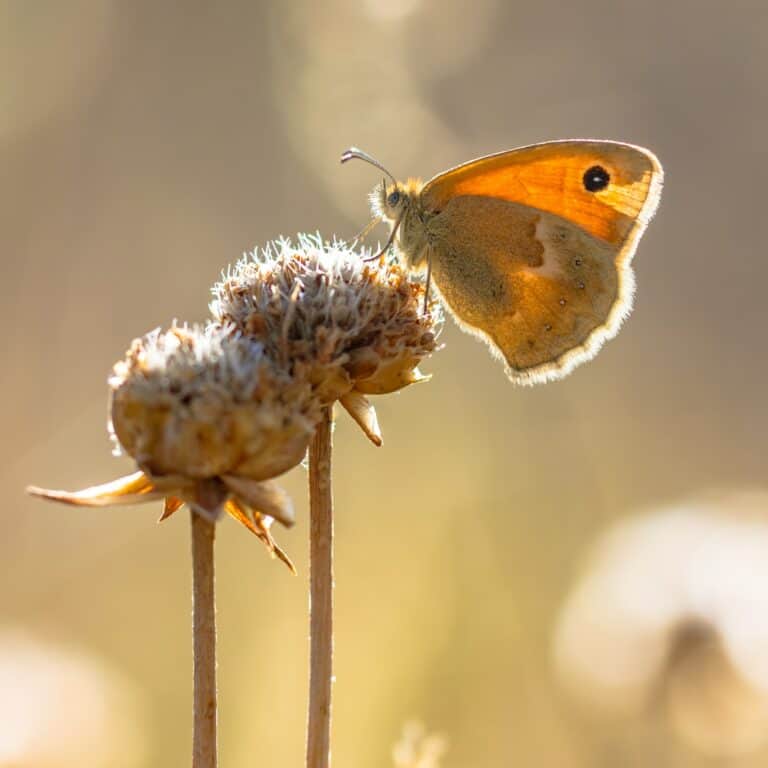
210;234;443;443
29;323;315;570
109;323;319;481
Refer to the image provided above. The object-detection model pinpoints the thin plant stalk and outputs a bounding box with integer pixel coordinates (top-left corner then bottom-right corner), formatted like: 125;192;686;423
306;406;334;768
191;510;217;768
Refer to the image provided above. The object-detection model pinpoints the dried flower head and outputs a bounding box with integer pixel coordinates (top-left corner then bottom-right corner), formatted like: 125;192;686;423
210;234;442;445
109;324;319;480
29;324;319;569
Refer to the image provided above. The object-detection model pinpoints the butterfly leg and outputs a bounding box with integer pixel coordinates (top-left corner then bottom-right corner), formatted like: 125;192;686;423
423;251;433;314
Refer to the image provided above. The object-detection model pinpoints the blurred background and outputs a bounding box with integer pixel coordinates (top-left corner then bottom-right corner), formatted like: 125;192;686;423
4;1;768;765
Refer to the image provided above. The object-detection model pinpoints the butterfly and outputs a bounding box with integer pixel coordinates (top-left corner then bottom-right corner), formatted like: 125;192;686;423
341;140;663;384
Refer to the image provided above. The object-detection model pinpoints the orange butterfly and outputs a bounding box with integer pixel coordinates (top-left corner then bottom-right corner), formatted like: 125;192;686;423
342;140;663;384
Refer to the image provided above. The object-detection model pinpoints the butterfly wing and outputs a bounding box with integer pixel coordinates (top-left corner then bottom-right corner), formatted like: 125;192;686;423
420;140;663;383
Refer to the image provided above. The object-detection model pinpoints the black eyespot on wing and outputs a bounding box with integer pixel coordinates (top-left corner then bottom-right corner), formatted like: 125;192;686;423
583;165;610;192
387;191;401;206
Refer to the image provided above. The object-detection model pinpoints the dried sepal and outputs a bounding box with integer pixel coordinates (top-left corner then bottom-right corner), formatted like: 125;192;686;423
28;469;297;569
339;390;382;446
224;498;295;572
186;477;229;523
159;495;185;521
221;475;295;527
354;361;432;395
26;471;165;507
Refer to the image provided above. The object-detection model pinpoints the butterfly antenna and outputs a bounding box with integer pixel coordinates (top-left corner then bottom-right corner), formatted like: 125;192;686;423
340;147;397;185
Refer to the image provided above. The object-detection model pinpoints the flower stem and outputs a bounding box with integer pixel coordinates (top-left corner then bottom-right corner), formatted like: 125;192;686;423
191;509;217;768
306;406;334;768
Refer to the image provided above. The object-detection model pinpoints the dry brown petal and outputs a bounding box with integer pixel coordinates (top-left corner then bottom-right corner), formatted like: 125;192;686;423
159;495;185;521
28;468;298;568
26;471;166;507
339;390;382;446
353;357;432;395
223;498;295;572
221;475;295;527
185;477;229;523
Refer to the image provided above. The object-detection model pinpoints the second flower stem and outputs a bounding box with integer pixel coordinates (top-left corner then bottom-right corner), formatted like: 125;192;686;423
306;406;334;768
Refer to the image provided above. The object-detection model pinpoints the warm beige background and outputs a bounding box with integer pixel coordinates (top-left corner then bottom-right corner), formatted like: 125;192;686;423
4;1;768;766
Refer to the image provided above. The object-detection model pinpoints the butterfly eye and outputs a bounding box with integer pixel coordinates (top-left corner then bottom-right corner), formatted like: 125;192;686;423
583;165;610;192
387;190;401;207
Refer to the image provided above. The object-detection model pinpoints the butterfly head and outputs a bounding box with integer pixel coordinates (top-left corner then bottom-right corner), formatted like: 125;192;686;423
340;146;422;222
372;178;422;224
340;147;427;264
